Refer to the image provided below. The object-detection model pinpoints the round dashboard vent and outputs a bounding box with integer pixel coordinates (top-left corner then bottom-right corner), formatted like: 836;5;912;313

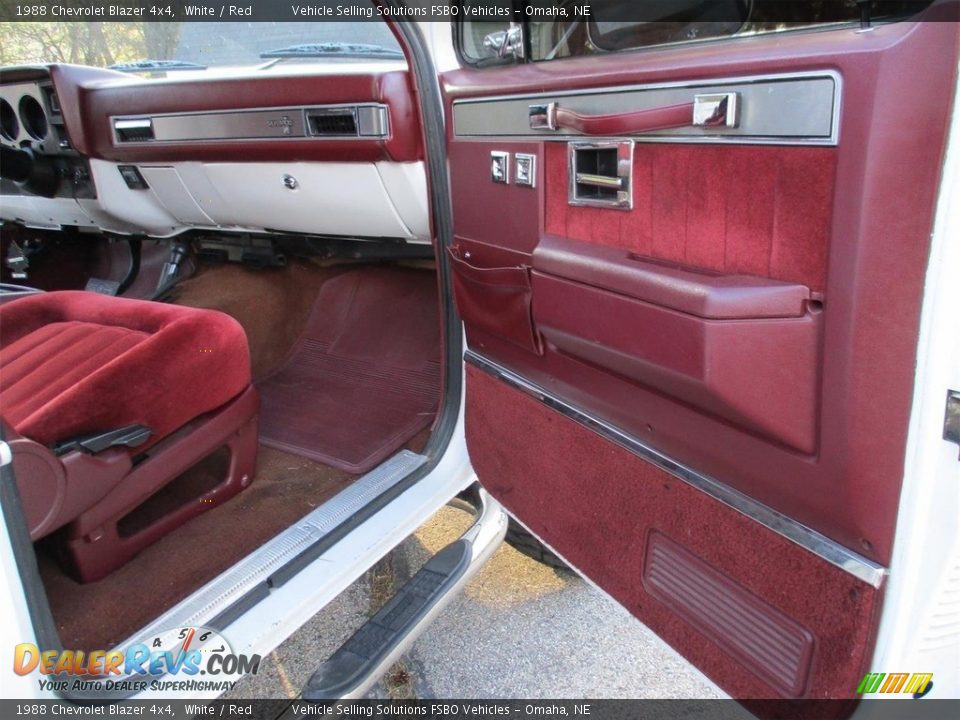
0;98;18;141
19;95;47;140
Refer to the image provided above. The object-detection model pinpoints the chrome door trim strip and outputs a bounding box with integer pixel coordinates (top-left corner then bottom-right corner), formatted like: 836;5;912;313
465;350;886;588
452;69;842;147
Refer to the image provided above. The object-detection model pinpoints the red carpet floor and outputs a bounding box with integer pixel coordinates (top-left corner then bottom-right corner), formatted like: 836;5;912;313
256;266;441;473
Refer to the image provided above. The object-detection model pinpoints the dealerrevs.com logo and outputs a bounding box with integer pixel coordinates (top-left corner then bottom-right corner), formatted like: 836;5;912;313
13;626;260;695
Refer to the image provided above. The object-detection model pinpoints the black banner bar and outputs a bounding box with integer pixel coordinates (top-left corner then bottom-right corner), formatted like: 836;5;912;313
0;0;951;23
2;699;960;720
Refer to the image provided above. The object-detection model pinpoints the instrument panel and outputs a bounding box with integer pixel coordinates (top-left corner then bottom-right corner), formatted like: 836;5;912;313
0;78;70;154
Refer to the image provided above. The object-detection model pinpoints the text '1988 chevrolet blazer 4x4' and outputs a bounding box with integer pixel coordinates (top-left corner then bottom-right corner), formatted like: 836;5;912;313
0;1;958;716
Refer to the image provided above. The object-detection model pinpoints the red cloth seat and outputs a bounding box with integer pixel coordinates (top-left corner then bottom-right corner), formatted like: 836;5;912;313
0;290;251;447
0;290;258;582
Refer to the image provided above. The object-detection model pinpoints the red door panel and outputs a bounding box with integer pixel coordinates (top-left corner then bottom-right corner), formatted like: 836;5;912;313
444;8;958;700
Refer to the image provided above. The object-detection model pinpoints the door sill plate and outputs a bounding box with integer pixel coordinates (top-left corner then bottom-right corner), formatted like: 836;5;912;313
118;450;428;650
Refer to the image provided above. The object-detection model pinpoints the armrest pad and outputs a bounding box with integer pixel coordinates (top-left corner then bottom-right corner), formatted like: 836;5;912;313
533;235;811;319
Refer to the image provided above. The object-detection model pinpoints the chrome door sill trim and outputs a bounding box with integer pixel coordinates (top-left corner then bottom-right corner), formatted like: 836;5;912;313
117;449;428;652
465;351;886;588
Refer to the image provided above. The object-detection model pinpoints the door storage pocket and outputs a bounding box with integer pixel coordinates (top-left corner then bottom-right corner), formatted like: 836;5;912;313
530;237;823;453
448;247;542;355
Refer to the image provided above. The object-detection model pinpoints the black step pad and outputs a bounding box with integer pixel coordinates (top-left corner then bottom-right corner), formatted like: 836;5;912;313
302;539;470;701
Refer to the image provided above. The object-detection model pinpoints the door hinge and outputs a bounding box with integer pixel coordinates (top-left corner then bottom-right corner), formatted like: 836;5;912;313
944;389;960;459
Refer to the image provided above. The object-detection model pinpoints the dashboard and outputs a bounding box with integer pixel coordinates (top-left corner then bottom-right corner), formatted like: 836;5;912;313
0;63;430;243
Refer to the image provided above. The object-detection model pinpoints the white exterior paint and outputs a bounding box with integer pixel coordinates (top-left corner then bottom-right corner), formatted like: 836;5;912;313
863;67;960;702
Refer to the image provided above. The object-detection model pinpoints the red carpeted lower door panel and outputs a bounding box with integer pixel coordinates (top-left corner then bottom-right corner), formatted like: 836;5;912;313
466;364;880;700
544;143;836;292
257;267;441;474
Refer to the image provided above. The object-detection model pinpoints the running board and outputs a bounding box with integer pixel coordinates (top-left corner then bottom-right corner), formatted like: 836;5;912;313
298;487;508;702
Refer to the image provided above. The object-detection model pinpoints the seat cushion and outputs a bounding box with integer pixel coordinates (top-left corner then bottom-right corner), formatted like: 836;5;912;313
0;290;251;447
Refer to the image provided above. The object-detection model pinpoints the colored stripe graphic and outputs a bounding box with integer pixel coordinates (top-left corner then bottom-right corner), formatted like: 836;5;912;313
858;672;934;694
857;673;885;694
880;673;910;693
904;673;933;695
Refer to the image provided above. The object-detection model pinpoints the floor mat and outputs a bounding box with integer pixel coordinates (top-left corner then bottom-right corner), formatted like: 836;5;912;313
256;266;441;473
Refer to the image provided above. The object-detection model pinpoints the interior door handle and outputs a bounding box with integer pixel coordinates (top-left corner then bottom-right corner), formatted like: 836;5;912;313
529;93;738;134
574;173;624;189
530;102;693;135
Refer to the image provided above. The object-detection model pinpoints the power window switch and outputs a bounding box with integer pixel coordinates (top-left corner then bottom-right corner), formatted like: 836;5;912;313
515;153;536;187
490;151;509;184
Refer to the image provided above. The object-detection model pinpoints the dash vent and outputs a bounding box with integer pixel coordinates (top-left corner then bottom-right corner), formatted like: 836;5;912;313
42;85;61;115
306;109;357;137
114;118;154;143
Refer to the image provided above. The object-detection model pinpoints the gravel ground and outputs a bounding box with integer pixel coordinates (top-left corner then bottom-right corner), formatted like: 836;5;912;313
230;505;724;700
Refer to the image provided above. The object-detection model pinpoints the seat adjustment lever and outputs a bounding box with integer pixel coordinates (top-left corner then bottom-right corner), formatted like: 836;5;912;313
54;425;152;456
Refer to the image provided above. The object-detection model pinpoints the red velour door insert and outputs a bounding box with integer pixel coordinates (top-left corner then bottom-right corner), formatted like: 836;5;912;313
544;143;835;292
256;267;441;474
